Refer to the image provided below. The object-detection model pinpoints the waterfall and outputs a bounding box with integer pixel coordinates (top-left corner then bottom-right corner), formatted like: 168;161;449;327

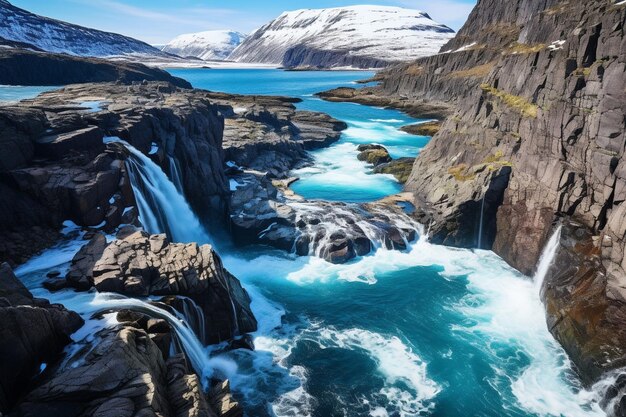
91;293;212;385
168;155;185;195
477;195;486;249
105;137;211;245
533;224;563;292
176;297;207;345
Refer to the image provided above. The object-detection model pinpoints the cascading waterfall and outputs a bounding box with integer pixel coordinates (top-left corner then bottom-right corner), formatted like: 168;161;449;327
104;137;211;245
91;293;213;384
288;201;421;258
533;224;563;292
176;297;208;345
477;195;486;249
168;155;185;195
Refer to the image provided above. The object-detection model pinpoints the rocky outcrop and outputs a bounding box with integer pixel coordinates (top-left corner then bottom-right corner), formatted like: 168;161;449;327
0;82;229;265
335;0;626;395
229;172;419;264
15;325;220;417
356;144;392;166
373;158;416;184
316;87;450;119
67;230;257;344
542;221;626;385
205;92;346;177
0;48;191;87
0;262;83;413
400;121;441;136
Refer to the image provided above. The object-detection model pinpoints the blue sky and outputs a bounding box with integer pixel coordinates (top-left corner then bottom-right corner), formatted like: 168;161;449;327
11;0;476;44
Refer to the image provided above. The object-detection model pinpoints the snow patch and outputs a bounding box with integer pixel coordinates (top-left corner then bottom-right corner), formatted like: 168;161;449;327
162;30;246;61
229;5;455;65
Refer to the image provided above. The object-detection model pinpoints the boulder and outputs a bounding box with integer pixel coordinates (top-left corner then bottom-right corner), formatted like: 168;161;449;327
68;230;257;344
357;144;392;166
373;158;416;183
16;326;217;417
0;263;83;413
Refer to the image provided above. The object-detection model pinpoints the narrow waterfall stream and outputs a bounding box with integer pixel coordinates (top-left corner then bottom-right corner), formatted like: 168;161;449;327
533;225;563;292
89;293;214;384
168;155;186;195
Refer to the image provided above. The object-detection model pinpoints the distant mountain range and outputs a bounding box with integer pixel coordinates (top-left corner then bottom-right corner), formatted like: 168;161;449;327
0;0;170;59
228;5;455;69
0;1;454;69
161;30;246;61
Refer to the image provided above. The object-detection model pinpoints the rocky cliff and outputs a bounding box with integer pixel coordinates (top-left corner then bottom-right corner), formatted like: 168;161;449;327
0;48;192;87
319;0;626;404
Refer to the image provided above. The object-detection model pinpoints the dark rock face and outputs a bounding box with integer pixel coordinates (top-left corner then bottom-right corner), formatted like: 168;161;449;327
0;48;191;87
283;45;390;70
0;262;83;413
67;230;257;344
0;82;228;265
229;173;419;264
205;92;346;178
542;221;626;384
351;0;626;395
16;326;219;417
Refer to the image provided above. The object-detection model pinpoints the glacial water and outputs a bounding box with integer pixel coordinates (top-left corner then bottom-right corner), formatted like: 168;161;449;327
164;69;608;417
7;70;611;417
170;68;430;202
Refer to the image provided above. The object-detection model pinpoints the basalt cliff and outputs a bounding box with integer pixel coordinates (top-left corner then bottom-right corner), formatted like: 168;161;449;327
321;0;626;408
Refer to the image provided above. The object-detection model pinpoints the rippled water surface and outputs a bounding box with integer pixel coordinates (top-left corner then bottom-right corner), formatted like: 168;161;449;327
7;70;608;417
165;68;606;417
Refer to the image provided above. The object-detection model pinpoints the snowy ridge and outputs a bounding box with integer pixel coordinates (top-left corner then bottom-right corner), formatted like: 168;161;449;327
0;0;169;58
162;30;246;61
229;5;455;68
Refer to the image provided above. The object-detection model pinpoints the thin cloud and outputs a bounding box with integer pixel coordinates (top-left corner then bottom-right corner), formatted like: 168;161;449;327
387;0;475;30
70;0;239;27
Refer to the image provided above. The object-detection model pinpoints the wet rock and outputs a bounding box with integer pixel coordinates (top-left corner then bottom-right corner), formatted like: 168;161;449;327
16;326;216;417
66;233;108;291
357;144;392;166
0;262;83;413
230;173;420;264
69;230;257;344
212;92;346;177
542;221;626;384
209;380;243;417
400;121;441;136
373;158;415;183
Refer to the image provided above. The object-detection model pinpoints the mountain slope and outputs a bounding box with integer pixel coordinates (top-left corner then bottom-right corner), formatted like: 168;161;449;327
162;30;246;61
0;0;169;58
229;5;455;69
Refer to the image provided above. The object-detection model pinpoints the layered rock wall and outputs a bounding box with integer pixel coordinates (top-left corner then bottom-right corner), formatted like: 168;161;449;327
352;0;626;389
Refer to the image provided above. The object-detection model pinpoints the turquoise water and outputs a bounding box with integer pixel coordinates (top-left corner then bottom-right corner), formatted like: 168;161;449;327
5;71;607;417
165;69;607;417
0;85;55;102
169;69;430;203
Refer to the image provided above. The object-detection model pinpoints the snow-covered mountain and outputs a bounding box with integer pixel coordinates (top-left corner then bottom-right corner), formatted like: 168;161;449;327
0;0;169;58
162;30;246;61
228;5;455;69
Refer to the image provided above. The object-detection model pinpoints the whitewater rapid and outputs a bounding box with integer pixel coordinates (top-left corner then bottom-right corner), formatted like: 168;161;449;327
7;71;616;417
